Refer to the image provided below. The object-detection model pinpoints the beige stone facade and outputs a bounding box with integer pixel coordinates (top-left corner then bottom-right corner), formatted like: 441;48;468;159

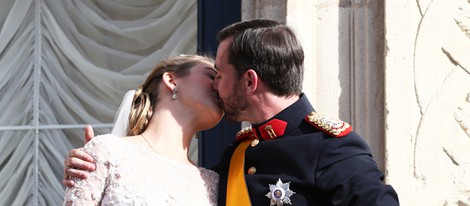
243;0;470;205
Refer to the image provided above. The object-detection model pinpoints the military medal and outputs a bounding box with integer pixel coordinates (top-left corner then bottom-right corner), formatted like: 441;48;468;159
265;179;295;206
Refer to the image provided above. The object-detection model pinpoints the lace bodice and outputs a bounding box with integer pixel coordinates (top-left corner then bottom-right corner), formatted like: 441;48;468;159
63;134;219;205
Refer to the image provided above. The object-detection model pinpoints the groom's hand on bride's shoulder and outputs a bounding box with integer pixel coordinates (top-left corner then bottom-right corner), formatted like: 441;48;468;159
84;124;94;143
62;125;96;187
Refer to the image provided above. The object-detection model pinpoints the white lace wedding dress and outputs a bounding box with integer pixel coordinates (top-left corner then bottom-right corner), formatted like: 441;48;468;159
63;134;219;205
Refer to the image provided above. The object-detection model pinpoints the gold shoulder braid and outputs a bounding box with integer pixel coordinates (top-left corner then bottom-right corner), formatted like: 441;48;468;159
235;126;256;142
305;112;352;138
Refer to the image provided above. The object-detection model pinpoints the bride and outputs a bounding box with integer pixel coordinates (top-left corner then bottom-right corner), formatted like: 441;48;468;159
63;55;223;205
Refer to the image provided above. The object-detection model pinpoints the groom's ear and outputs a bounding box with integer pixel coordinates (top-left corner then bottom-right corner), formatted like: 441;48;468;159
243;69;259;95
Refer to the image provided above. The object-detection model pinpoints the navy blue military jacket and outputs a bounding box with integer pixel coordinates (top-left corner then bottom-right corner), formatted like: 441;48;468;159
215;94;399;205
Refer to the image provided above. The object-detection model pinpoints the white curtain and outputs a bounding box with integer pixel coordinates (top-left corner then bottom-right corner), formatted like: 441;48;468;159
0;0;197;205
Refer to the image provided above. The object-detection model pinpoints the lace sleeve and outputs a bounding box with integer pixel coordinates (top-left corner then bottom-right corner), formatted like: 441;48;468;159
63;136;113;206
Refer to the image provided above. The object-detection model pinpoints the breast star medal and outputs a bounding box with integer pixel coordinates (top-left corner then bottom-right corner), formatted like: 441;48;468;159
265;179;295;206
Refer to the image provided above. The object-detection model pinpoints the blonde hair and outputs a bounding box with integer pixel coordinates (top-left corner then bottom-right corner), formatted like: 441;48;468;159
127;55;214;136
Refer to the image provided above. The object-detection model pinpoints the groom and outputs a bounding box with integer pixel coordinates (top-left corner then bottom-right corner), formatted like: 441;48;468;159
64;19;399;205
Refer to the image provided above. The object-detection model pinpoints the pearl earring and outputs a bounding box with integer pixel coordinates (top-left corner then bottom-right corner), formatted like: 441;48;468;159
172;87;178;100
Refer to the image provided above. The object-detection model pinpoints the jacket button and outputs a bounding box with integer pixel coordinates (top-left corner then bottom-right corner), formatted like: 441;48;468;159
251;139;259;147
247;167;257;175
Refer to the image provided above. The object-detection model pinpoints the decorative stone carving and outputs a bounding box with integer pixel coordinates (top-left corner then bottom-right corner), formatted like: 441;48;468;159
442;190;470;206
454;94;470;138
413;0;470;204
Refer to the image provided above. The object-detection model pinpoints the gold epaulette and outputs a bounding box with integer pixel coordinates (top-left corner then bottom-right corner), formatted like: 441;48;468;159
235;126;255;142
305;112;352;138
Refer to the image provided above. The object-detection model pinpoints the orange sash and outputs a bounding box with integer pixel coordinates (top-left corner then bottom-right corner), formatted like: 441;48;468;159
226;139;253;206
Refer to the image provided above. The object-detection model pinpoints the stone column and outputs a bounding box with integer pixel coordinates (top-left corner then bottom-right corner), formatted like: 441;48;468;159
242;0;287;23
